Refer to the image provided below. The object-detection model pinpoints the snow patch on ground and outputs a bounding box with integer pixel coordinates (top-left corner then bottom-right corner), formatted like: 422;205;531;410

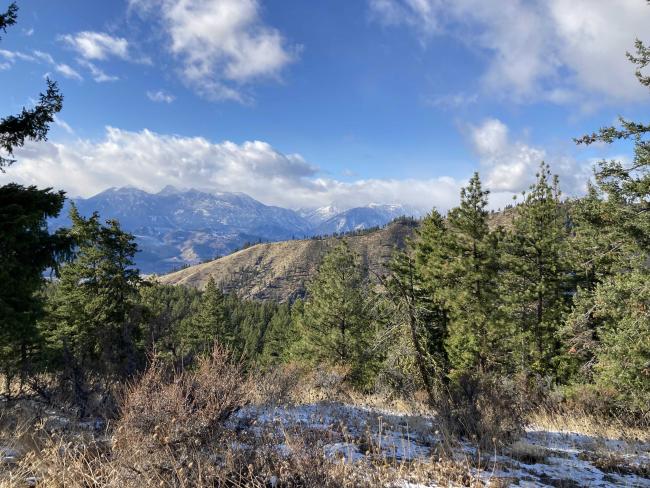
233;401;650;487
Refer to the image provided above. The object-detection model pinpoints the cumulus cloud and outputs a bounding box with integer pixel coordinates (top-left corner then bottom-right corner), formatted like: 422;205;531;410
0;127;461;211
147;89;175;103
60;31;130;61
129;0;298;102
369;0;650;105
468;118;590;196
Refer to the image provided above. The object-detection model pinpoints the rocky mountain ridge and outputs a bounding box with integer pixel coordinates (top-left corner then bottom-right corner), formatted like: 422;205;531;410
51;186;422;273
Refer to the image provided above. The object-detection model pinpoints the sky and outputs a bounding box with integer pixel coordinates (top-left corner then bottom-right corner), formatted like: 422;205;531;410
1;0;649;211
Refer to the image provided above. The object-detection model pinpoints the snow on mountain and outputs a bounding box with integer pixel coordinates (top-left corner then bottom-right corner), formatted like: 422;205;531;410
311;204;422;236
297;205;343;226
50;187;312;274
50;187;424;274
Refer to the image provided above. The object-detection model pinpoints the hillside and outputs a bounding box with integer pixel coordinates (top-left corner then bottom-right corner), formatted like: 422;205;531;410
157;219;418;301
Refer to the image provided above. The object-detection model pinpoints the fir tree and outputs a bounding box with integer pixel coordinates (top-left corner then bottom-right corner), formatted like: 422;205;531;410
504;163;570;375
0;185;70;387
567;27;650;414
0;3;62;170
43;206;142;408
302;241;375;385
182;277;229;356
259;303;296;366
0;3;68;390
443;173;506;376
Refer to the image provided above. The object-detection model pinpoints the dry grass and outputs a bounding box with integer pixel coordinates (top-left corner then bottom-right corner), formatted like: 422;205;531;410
528;407;650;443
506;440;548;465
158;220;416;301
0;351;515;488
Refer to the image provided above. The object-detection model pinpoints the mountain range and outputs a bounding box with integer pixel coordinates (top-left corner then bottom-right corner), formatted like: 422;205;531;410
50;186;422;274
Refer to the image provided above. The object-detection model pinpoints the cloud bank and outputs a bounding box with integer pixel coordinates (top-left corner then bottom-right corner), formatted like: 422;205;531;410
0;127;460;211
1;119;591;212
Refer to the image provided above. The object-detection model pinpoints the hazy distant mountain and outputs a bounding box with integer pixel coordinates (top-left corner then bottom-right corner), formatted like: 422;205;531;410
311;204;422;235
50;187;423;274
297;205;342;226
50;186;312;274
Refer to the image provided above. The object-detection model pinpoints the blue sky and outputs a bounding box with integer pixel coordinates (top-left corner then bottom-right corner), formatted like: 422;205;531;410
1;0;649;210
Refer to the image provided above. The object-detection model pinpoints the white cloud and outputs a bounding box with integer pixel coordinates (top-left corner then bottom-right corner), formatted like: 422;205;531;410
147;89;175;103
55;63;83;81
369;0;650;105
129;0;298;102
468;118;590;195
53;116;75;135
1;127;461;212
78;60;119;82
0;49;83;80
0;48;35;63
60;31;129;61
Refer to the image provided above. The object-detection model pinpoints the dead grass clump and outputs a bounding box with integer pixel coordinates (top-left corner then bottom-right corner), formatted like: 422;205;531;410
439;373;526;449
507;440;548;465
250;363;306;406
529;407;650;443
10;435;115;488
577;451;650;478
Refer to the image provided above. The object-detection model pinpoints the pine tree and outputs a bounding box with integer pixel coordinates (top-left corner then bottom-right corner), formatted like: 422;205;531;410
385;211;449;405
504;163;570;375
181;277;229;356
43;206;142;407
0;3;68;390
302;241;375;385
443;173;507;376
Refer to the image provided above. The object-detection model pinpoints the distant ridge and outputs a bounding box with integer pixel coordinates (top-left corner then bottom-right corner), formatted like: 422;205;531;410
157;219;418;302
50;186;423;274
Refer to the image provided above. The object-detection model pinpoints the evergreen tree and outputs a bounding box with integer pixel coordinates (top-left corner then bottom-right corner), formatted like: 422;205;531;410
0;185;70;387
43;206;142;407
566;28;650;414
443;173;506;376
588;271;649;417
0;3;62;170
384;210;449;404
504;163;570;375
259;303;296;366
302;241;375;385
139;282;201;360
181;277;229;356
0;3;68;390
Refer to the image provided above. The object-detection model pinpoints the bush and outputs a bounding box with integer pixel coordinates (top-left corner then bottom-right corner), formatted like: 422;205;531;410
437;373;526;449
112;343;250;485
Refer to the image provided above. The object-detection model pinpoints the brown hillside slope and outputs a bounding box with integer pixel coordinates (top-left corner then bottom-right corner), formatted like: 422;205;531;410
157;220;418;301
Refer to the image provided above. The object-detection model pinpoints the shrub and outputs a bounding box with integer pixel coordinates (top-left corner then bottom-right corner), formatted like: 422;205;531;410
437;373;526;449
112;343;250;485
